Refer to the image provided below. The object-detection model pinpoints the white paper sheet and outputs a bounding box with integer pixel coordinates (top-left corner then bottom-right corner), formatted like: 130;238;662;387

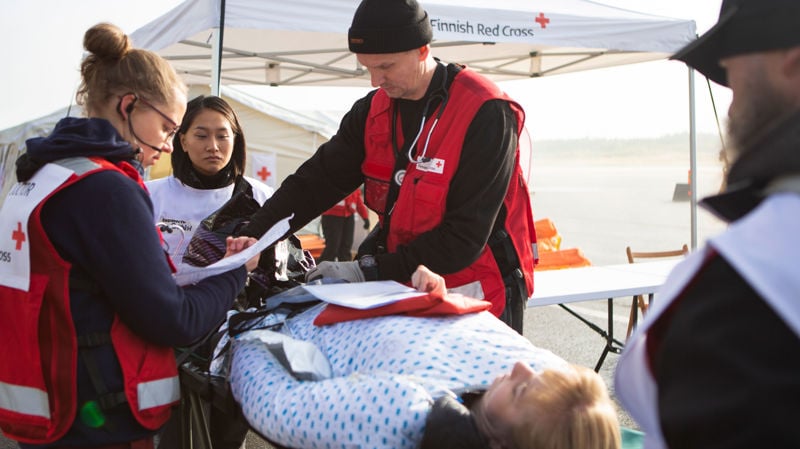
174;215;292;286
302;280;425;310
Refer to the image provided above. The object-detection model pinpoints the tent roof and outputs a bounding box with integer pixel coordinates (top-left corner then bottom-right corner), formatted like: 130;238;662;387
130;0;696;87
0;86;334;149
0;86;335;194
221;85;338;137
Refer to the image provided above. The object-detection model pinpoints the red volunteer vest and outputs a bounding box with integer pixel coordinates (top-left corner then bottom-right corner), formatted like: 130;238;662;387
362;70;537;316
0;157;178;444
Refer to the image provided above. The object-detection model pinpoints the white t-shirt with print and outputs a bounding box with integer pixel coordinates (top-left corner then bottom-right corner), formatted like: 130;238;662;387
146;175;273;273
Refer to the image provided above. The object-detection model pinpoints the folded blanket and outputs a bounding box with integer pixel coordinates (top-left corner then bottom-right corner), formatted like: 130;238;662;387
313;292;491;325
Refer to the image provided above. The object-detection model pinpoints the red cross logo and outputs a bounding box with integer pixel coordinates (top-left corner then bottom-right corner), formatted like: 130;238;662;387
12;222;26;251
257;166;272;182
435;160;443;169
535;12;550;29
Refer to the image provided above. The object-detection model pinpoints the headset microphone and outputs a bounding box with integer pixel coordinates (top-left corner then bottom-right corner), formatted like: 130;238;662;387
126;114;163;154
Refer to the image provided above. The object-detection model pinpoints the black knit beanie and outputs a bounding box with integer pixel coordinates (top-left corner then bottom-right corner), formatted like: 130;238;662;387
348;0;433;54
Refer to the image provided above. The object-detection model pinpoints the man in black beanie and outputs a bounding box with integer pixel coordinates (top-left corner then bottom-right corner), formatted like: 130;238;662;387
615;1;800;448
240;0;537;334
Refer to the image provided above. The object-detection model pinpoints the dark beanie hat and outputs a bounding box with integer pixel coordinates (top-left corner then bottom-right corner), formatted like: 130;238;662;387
671;0;800;86
348;0;433;54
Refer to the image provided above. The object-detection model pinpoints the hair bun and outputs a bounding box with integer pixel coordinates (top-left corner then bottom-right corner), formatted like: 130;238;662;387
83;22;131;61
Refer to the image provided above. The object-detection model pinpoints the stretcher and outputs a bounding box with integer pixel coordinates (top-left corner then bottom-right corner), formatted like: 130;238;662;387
178;360;645;449
176;284;646;449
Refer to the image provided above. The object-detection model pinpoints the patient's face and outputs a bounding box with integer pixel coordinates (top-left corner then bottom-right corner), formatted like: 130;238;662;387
478;362;542;439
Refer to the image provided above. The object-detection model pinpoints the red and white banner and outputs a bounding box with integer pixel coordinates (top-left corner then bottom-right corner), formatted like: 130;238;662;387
249;152;277;188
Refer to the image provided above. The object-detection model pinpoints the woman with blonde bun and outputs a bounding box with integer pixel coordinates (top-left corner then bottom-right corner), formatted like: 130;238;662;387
0;23;258;449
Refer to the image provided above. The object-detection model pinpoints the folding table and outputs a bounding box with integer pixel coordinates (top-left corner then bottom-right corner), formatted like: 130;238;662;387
528;260;678;371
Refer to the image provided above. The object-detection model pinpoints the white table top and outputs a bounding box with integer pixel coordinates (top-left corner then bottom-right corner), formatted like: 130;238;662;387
528;260;679;307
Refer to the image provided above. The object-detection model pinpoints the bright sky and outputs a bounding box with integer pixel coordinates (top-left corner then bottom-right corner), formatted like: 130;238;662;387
0;0;728;139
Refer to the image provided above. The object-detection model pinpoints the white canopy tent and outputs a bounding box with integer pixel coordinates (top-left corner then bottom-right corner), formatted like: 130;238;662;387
0;85;335;203
130;0;701;246
130;0;696;88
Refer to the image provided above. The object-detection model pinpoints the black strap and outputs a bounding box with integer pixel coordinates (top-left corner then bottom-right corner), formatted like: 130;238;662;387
488;228;527;333
198;299;318;372
72;281;152;400
488;229;517;275
175;318;226;367
378;153;410;254
228;303;315;337
373;103;413;255
488;228;528;299
95;391;128;411
77;333;128;416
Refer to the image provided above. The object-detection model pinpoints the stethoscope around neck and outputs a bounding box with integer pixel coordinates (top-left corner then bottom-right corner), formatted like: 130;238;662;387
392;77;450;165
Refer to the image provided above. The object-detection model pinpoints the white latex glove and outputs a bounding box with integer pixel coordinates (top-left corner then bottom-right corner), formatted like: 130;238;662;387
305;261;366;283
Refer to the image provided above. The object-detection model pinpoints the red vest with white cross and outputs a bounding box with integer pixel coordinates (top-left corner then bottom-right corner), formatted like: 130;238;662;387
361;69;537;316
0;157;179;444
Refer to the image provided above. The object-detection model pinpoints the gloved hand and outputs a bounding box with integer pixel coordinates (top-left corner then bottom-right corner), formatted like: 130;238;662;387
363;218;371;230
305;261;366;283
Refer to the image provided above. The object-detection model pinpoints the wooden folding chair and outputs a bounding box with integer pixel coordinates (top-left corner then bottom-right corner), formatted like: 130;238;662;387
625;244;689;339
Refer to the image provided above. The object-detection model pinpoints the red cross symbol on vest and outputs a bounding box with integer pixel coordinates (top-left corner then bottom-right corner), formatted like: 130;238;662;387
12;222;26;251
535;12;550;29
257;166;272;182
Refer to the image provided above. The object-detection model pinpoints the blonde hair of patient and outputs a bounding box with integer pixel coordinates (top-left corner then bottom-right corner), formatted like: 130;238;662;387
512;365;621;449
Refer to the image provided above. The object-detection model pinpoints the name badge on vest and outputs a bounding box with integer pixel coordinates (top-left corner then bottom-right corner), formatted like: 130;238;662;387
0;163;72;291
416;157;445;174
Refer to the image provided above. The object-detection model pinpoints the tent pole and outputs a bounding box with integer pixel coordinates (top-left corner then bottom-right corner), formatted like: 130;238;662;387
688;65;698;250
211;29;220;95
211;0;226;96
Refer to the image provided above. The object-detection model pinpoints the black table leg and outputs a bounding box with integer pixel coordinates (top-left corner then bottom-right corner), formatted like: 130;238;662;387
558;298;624;372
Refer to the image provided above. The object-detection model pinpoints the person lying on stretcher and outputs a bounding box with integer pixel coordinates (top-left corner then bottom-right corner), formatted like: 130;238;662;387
229;265;621;449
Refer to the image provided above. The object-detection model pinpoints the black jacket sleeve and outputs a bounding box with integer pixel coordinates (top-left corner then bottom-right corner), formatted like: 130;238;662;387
239;93;376;238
